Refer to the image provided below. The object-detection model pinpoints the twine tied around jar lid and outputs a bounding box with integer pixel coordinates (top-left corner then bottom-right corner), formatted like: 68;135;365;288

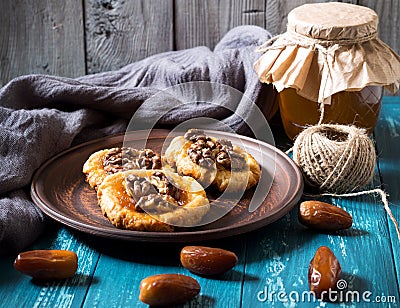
254;2;400;104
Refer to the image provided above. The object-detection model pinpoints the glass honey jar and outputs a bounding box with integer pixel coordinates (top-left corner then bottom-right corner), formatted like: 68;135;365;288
278;86;383;140
254;2;400;140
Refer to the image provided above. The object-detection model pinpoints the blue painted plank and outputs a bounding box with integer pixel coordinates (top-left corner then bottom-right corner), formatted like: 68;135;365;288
2;97;399;308
241;97;400;307
375;97;400;285
82;237;246;307
242;179;399;307
0;226;100;308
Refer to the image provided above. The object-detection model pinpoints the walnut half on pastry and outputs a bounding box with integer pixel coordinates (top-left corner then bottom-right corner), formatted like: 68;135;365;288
164;129;261;192
97;169;210;231
82;147;162;190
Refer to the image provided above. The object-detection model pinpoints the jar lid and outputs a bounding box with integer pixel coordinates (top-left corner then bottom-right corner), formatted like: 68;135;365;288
254;2;400;103
287;2;378;43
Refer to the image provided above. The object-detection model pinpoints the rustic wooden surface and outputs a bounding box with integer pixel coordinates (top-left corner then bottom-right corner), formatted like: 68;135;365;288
174;0;266;50
84;0;174;73
359;0;400;64
1;1;400;307
0;97;399;307
374;97;400;284
0;0;85;87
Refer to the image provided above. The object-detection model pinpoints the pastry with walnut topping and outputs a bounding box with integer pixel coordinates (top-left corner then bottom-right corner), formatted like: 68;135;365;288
165;129;261;192
82;147;162;190
97;169;210;231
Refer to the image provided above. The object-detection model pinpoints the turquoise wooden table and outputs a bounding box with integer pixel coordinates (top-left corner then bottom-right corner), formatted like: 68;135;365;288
1;97;399;308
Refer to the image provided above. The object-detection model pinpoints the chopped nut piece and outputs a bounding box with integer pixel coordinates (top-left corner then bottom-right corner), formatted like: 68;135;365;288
136;194;176;213
125;174;156;202
185;131;246;170
103;147;162;174
125;172;182;211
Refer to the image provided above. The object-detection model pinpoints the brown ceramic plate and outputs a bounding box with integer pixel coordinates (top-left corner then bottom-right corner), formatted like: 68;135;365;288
31;129;303;242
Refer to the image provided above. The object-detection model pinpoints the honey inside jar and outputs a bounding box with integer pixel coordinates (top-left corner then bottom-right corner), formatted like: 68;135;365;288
278;86;383;140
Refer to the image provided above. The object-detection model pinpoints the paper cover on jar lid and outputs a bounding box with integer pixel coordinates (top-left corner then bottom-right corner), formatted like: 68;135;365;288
254;2;400;104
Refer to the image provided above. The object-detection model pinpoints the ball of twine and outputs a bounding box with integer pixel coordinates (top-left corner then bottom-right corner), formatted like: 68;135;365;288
292;124;376;193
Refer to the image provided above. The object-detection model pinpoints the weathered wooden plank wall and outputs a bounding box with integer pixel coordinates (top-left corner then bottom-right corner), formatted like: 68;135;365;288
359;0;400;64
84;0;174;73
1;0;399;94
174;0;266;49
0;0;85;85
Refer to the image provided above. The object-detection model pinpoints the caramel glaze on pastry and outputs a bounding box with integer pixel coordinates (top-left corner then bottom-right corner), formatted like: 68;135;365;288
165;129;261;192
97;169;210;231
83;147;161;190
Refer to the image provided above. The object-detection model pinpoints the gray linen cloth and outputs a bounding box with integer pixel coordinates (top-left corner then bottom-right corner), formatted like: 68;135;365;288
0;26;274;255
